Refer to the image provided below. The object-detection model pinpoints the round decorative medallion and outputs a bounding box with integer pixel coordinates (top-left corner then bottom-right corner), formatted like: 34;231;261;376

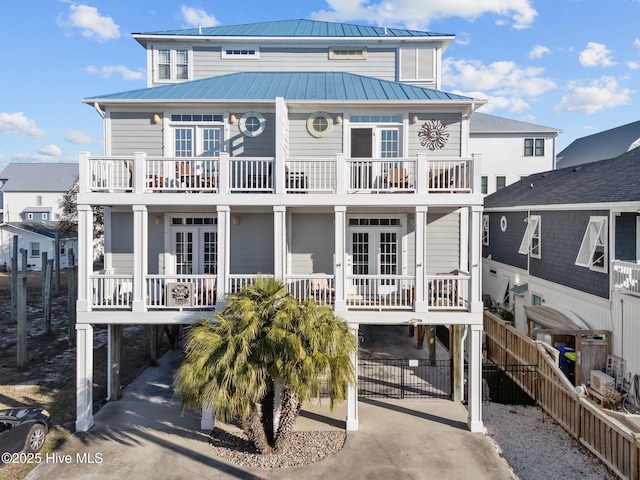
500;216;508;232
307;112;334;138
239;112;265;137
418;119;449;150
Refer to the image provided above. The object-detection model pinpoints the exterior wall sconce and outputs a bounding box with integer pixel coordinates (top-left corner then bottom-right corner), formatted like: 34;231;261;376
411;115;419;124
335;115;342;125
229;114;238;124
153;114;162;124
155;215;163;225
232;216;240;225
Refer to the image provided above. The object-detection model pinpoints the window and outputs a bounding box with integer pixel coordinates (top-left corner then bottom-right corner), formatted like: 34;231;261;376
171;115;224;157
155;47;191;82
524;138;545;156
532;293;543;306
36;195;42;206
239;112;266;137
30;242;40;257
482;215;489;246
60;242;66;255
496;176;506;190
329;47;367;60
399;47;434;81
481;176;488;194
42;213;48;220
575;216;607;272
518;215;541;258
221;47;259;59
26;213;34;220
307;112;334;138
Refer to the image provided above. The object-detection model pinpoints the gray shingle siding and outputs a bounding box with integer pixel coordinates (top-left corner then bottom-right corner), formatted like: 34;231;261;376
616;212;637;262
483;211;528;270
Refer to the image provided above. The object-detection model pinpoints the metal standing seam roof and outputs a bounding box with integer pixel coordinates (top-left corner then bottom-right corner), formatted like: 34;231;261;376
135;19;453;38
470;112;561;134
84;72;477;103
484;147;640;208
1;222;77;240
0;163;78;192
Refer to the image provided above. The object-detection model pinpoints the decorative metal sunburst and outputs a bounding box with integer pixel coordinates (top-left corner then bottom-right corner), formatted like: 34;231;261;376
418;119;449;150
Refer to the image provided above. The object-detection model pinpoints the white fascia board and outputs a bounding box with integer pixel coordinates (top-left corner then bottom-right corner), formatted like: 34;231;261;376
484;202;640;212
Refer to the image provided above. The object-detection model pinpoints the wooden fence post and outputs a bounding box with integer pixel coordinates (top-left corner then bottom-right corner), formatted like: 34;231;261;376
68;249;77;344
11;235;18;325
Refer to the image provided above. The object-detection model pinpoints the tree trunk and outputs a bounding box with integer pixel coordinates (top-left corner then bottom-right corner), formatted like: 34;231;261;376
274;385;300;452
262;385;276;446
242;402;272;455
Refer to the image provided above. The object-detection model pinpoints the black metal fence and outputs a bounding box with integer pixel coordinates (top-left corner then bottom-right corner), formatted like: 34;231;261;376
482;363;537;405
358;357;451;399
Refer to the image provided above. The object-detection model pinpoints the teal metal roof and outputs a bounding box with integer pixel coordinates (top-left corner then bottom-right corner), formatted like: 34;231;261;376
136;19;452;38
85;72;474;103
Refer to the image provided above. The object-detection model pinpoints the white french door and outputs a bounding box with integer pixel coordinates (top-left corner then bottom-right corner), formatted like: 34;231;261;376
172;228;217;274
350;126;401;188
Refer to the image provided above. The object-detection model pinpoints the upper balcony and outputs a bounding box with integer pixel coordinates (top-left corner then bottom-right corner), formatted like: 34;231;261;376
613;260;640;297
81;152;478;196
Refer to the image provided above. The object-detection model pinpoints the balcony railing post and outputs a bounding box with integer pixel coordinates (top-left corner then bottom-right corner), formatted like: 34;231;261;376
218;152;229;194
336;154;346;195
472;153;482;194
133;152;146;193
79;152;90;193
417;154;428;195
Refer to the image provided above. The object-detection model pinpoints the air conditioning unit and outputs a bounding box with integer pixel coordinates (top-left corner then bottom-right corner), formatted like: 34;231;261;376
590;370;615;395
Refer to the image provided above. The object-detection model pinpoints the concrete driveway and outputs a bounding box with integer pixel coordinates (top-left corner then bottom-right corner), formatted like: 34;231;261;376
26;330;515;480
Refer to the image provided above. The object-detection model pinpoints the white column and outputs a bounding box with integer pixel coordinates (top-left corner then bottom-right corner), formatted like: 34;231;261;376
459;207;469;272
216;206;230;303
274;97;286;195
334;206;347;312
336;154;346;195
76;323;94;432
472;153;482;194
467;324;483;432
218;153;230;194
470;206;483;313
77;205;93;312
78;152;90;193
414;206;427;311
417;153;428;196
133;152;146;193
201;407;215;430
346;324;359;431
132;205;148;313
273;206;286;279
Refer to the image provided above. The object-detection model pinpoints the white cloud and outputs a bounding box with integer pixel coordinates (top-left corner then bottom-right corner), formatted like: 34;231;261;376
0;112;46;138
554;77;633;114
310;0;537;30
39;144;62;156
86;65;145;81
443;58;556;98
634;39;640;49
59;4;120;42
529;45;550;59
66;130;97;145
180;5;219;27
12;153;69;163
455;90;530;114
579;42;615;67
628;61;640;70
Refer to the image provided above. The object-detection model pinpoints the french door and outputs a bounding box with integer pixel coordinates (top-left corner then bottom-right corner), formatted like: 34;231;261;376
173;228;217;275
350;127;401;189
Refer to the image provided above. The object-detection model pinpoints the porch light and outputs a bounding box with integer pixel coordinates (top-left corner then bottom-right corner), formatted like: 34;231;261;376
232;216;240;225
155;215;163;225
411;115;419;124
229;114;238;124
335;115;342;125
153;114;162;124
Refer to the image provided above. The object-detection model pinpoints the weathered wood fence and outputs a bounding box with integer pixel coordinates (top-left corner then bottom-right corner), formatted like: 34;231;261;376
484;311;640;480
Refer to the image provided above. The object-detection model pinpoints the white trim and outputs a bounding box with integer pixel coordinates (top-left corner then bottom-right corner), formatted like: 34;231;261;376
151;45;193;83
482;215;489;246
307;111;334;138
518;215;540;257
575;216;608;273
239;112;266;137
221;46;259;59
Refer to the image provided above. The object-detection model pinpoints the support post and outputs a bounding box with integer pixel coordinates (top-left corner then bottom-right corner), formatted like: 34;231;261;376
76;323;94;431
216;206;230;305
273;206;286;280
427;325;436;365
108;324;124;400
346;324;359;431
452;325;463;402
414;206;427;312
132;205;148;312
334;206;347;312
149;325;159;366
68;249;77;344
467;324;483;432
10;235;17;326
16;248;27;370
42;253;52;334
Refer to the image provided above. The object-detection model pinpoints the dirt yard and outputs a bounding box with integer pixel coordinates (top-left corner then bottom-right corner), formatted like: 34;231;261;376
0;269;172;479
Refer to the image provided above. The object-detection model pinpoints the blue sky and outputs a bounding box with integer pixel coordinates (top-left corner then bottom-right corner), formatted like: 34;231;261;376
1;0;639;168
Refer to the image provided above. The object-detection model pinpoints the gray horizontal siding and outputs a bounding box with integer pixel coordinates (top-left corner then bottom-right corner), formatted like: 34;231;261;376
110;212;133;274
289;213;334;274
192;46;396;81
110;112;163;156
426;210;460;275
229;213;273;274
288;113;343;157
229;112;275;157
408;113;461;157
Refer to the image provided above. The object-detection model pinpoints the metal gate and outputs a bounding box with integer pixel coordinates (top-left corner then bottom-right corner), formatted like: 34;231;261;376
358;357;451;399
482;363;537;405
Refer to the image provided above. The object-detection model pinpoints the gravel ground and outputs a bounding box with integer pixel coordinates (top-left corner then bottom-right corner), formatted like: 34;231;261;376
484;402;617;480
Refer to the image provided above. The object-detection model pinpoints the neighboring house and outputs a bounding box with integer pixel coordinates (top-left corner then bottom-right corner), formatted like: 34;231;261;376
0;222;77;271
75;19;487;434
482;147;640;384
556;120;640;169
469;113;561;195
0;163;78;223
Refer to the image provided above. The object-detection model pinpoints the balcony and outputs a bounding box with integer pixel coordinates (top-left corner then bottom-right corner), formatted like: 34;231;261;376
87;271;471;312
613;260;640;296
82;153;476;195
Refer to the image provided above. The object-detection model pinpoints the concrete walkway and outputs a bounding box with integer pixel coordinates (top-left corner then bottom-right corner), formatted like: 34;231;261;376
26;329;515;480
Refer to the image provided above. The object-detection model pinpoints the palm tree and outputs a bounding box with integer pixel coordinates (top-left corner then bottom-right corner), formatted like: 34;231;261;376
174;277;356;454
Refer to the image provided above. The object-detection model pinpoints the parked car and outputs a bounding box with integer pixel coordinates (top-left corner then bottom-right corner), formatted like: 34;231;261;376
0;408;52;454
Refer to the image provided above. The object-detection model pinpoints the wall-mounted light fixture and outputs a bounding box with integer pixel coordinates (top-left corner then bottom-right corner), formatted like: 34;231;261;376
411;115;419;124
155;215;163;225
335;115;342;125
229;114;238;125
232;216;240;226
153;114;162;124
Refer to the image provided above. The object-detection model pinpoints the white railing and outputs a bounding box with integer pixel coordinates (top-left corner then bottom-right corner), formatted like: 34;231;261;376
346;159;416;193
227;274;275;294
145;275;217;308
88;157;133;192
229;158;274;192
285;274;335;306
345;275;415;309
428;159;472;192
426;272;470;310
285;158;336;193
613;260;640;296
90;274;134;308
145;157;218;192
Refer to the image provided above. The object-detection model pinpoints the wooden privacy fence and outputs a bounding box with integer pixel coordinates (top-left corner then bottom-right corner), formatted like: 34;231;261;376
484;311;640;480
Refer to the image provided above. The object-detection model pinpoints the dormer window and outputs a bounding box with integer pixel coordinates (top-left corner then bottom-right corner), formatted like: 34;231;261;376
154;47;191;82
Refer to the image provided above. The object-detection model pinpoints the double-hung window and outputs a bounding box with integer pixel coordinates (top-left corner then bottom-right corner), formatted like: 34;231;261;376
155;47;191;82
524;138;545;156
518;215;541;258
575;217;607;272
